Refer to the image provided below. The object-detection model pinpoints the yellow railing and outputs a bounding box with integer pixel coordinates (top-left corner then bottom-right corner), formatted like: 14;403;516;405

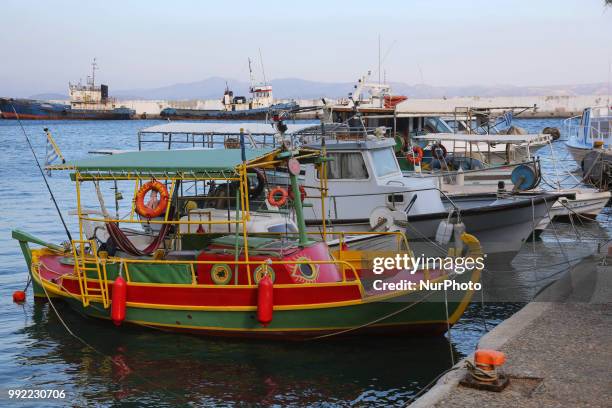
71;239;109;308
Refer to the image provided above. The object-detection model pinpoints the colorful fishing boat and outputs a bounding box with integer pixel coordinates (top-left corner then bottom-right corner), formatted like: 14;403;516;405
12;144;483;339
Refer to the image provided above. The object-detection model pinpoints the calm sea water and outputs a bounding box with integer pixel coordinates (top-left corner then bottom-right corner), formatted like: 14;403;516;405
0;119;609;407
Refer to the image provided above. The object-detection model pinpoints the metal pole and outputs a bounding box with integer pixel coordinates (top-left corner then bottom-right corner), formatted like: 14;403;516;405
240;128;246;162
291;171;308;246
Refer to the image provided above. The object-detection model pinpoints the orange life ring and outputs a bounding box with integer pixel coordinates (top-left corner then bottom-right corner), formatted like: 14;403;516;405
135;180;169;219
406;146;424;165
267;186;288;207
288;185;307;202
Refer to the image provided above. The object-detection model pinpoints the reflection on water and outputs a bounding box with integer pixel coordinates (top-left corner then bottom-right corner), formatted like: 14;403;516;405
17;301;457;407
0;118;609;406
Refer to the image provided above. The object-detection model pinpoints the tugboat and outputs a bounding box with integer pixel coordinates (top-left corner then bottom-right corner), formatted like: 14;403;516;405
160;58;298;120
0;59;134;120
12;143;483;338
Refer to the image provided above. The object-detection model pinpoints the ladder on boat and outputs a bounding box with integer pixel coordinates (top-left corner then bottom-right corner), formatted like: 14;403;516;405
72;239;110;308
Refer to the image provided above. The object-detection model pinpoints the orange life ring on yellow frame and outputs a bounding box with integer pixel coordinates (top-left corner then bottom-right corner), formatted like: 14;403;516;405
267;186;288;207
406;146;424;165
135;180;169;219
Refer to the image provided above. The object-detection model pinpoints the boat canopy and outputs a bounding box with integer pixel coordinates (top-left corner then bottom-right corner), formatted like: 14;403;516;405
395;98;536;115
48;148;277;174
412;133;548;144
139;122;318;135
307;137;396;151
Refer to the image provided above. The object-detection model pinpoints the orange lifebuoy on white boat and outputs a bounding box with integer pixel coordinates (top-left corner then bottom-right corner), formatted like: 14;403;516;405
135;180;169;219
406;146;424;165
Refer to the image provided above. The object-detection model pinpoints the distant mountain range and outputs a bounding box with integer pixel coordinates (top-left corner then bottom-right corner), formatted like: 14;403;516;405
29;77;611;101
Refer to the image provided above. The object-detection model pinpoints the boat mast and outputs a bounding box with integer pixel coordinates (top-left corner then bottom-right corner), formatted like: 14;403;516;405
259;48;267;85
91;57;98;87
378;35;381;85
248;58;254;91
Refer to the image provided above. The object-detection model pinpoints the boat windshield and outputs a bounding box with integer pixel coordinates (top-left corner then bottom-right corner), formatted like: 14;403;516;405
318;152;369;179
371;148;400;177
424;117;453;133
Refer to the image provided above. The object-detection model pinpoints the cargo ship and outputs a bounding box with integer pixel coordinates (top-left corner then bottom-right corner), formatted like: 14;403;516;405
161;58;298;120
0;59;135;120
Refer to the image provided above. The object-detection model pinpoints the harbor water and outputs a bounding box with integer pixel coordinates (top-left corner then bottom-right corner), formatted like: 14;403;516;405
0;119;609;407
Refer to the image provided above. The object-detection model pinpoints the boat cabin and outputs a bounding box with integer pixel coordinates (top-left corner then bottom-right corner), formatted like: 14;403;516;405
46;146;359;290
565;106;612;150
302;137;444;227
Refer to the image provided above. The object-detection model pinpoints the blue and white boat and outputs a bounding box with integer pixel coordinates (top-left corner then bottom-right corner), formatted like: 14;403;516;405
565;105;612;164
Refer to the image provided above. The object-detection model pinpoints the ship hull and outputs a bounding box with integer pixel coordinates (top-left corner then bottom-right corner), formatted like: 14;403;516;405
0;98;134;120
160;102;299;121
38;268;479;339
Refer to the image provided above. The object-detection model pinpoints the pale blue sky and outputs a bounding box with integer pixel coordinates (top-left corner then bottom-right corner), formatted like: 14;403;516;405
1;0;611;96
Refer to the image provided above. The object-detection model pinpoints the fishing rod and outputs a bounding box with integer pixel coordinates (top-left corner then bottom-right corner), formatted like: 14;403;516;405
11;105;73;241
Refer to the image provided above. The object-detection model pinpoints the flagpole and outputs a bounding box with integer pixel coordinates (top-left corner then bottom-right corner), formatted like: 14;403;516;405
44;127;66;163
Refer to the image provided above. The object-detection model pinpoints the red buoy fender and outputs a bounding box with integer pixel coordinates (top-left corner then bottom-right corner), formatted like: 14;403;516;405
257;275;273;327
13;290;26;303
111;276;127;326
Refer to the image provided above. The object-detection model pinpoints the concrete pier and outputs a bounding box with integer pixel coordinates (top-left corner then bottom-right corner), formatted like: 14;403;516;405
411;254;612;407
395;95;611;119
88;94;609;119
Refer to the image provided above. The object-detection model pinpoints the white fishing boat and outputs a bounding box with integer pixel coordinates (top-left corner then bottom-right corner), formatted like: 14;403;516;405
410;132;549;174
565;106;612;164
534;189;611;233
298;136;558;262
405;132;611;234
132;121;558;262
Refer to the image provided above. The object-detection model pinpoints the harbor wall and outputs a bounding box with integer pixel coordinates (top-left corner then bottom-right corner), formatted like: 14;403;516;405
395;95;611;118
47;95;609;118
397;95;612;118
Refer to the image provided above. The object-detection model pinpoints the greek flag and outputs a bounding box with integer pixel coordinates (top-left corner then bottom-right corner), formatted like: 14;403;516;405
502;110;513;126
44;128;65;176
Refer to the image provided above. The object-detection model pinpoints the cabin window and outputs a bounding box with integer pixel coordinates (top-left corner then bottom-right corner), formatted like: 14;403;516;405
318;152;368;180
371;148;400;177
267;224;297;233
